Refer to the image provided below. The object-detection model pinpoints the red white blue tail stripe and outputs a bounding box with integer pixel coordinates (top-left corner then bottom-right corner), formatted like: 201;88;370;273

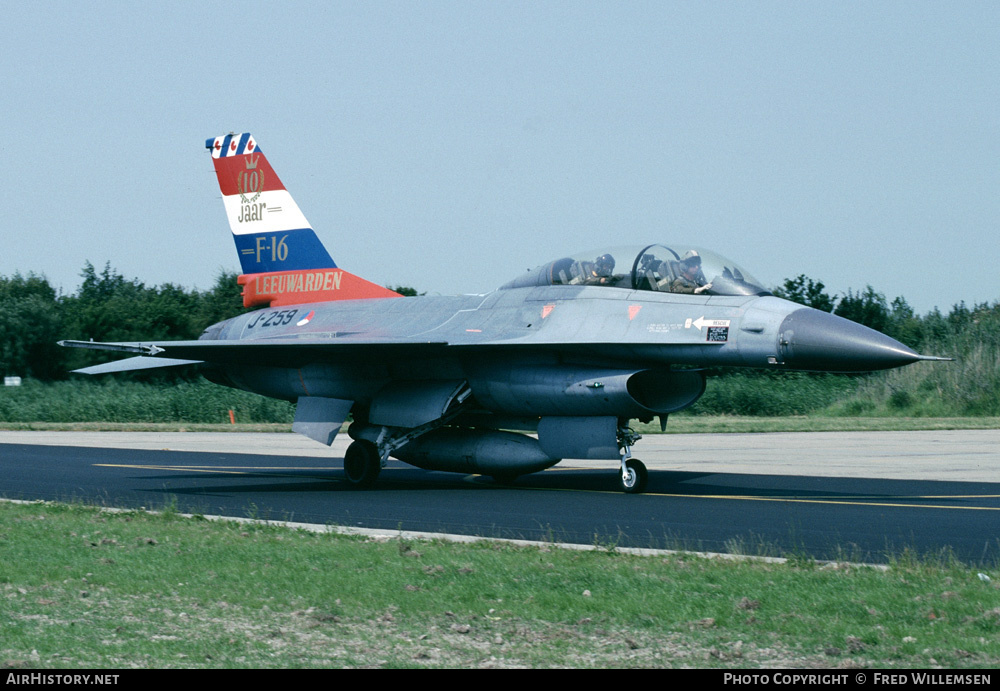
207;133;335;274
207;132;400;308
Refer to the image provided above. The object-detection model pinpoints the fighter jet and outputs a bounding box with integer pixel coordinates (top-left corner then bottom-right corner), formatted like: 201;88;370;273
60;132;948;493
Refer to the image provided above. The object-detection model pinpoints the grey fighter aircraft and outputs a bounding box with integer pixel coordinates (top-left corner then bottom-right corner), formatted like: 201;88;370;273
60;133;947;493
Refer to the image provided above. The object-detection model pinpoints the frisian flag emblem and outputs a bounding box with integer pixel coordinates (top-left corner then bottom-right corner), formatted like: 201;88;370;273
210;133;260;159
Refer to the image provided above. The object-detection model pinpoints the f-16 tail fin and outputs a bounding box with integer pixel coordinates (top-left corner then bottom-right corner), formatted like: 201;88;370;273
207;133;399;307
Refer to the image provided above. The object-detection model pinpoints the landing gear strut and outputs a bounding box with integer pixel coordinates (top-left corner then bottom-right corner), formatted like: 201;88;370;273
617;425;647;494
344;440;381;489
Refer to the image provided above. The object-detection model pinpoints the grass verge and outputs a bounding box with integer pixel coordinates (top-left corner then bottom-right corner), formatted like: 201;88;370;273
0;422;293;433
1;500;998;669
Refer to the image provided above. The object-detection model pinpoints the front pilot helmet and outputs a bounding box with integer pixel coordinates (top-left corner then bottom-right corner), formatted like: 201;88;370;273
680;250;701;266
595;253;615;276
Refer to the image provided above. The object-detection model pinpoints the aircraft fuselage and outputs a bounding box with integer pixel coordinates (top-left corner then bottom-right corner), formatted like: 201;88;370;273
199;286;922;416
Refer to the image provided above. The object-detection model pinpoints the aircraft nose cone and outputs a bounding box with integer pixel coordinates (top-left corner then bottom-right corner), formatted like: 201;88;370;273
778;308;921;372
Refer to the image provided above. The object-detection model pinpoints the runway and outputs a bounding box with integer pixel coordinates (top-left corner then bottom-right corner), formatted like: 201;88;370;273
3;430;999;564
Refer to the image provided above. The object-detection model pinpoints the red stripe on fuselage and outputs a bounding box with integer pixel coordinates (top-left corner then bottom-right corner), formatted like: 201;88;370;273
213;152;287;197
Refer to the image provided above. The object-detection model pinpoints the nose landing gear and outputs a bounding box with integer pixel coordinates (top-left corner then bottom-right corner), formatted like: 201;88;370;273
617;425;648;494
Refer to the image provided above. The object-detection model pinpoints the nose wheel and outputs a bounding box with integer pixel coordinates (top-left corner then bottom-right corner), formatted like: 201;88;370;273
617;424;647;493
620;458;648;494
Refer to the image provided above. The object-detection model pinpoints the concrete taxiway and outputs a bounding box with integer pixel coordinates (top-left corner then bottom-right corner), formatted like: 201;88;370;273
2;429;997;482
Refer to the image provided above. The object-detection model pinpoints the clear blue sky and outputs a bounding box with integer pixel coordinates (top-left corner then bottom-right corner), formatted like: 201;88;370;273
2;1;997;314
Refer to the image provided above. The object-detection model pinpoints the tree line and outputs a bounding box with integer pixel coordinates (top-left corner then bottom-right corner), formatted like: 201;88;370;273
0;263;248;380
772;274;998;356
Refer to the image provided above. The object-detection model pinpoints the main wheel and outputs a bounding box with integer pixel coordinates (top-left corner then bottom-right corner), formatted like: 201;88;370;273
344;440;381;489
619;458;648;494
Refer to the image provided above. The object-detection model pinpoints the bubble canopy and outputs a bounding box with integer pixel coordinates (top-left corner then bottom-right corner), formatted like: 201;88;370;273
500;244;771;297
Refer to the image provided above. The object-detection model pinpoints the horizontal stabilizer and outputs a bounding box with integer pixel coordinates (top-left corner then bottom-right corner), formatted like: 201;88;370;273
71;356;203;375
59;338;450;369
58;339;163;356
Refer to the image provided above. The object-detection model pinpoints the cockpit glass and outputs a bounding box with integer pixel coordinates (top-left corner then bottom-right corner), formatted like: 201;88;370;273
501;244;770;297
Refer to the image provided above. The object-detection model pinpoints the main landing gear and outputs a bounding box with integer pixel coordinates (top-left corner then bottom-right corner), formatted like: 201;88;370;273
343;387;474;490
617;425;647;494
344;440;381;489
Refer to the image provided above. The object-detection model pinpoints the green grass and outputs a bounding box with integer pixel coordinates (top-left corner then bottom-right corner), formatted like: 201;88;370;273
0;379;294;424
827;352;1000;418
0;421;294;433
1;501;999;668
692;371;860;417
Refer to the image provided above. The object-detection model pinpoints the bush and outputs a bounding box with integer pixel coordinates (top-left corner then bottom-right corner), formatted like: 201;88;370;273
0;378;294;424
